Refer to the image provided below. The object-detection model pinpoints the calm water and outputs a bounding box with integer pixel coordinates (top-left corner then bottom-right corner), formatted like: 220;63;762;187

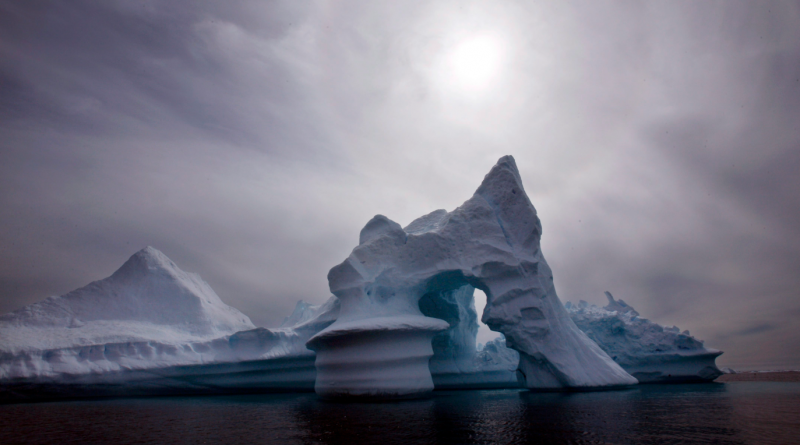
1;383;798;445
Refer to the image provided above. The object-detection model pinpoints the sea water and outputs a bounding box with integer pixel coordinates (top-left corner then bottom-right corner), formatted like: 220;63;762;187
1;383;798;444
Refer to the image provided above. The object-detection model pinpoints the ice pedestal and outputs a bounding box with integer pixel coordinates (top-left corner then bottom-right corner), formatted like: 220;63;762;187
307;316;447;399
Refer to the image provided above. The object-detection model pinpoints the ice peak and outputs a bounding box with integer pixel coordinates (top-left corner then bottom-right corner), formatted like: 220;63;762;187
138;245;165;259
475;155;524;197
1;247;254;335
603;291;639;316
319;154;637;393
404;209;449;235
110;246;183;281
473;155;542;254
359;215;404;245
130;245;176;268
281;300;315;328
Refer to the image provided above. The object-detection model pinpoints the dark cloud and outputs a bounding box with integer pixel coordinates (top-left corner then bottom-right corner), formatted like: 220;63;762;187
1;0;799;371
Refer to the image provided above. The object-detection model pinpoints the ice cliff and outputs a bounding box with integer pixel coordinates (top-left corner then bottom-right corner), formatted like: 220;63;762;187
564;293;723;382
308;155;636;398
0;156;724;400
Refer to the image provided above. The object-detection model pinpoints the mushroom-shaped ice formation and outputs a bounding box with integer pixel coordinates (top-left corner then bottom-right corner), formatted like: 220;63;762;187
307;156;636;398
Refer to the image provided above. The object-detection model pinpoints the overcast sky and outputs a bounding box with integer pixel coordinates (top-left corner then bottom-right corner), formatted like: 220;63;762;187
1;1;799;370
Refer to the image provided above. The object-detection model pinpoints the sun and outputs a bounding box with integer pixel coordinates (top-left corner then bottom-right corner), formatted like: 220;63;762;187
446;35;505;92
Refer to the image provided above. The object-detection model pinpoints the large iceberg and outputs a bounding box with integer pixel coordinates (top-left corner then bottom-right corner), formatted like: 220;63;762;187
564;292;723;382
0;156;724;401
308;155;636;398
0;247;338;399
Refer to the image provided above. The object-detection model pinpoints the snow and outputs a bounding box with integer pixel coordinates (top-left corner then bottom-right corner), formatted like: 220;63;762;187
0;157;724;397
563;293;723;382
1;246;253;346
0;247;337;385
311;155;636;396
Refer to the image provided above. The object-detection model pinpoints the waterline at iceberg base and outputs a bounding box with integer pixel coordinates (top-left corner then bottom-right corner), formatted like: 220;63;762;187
0;156;723;402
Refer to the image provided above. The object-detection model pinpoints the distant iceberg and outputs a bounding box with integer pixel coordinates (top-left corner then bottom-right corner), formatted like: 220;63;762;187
564;292;723;382
427;289;724;386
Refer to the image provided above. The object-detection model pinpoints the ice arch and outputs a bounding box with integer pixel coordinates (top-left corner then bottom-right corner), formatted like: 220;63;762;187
307;156;636;398
418;285;479;377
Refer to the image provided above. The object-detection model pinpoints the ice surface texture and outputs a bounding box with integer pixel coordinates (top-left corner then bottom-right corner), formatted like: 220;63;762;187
0;247;338;385
565;293;723;382
1;246;253;338
308;156;636;398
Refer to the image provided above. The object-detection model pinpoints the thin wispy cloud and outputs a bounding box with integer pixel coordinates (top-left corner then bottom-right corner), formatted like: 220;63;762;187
1;0;798;370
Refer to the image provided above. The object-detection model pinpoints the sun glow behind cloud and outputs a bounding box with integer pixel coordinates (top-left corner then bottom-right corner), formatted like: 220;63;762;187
446;35;506;92
426;30;514;107
2;0;799;370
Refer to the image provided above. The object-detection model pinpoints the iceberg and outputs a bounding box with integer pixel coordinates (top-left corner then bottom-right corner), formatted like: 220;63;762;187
445;291;725;385
0;246;254;380
0;247;338;399
308;156;636;398
427;288;724;387
0;156;724;400
564;293;723;382
421;286;519;389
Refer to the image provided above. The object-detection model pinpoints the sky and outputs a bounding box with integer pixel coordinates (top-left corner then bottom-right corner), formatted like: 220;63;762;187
1;0;799;371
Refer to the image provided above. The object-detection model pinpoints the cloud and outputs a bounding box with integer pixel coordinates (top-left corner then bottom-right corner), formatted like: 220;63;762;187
1;0;799;370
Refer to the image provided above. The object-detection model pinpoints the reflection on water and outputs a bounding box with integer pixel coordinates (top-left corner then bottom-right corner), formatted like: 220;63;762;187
1;383;798;444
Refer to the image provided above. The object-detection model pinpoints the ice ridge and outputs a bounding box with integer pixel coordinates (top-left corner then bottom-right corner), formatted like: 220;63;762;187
307;155;637;398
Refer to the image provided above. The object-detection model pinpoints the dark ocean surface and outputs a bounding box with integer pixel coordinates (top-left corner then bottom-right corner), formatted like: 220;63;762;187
1;382;798;445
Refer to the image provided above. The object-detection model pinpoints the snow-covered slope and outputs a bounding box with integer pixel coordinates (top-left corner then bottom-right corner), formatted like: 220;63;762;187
0;247;339;383
564;293;723;382
1;247;252;350
224;296;339;363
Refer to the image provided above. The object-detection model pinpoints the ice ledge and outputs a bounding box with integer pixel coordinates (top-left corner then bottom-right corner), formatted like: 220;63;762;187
307;316;448;349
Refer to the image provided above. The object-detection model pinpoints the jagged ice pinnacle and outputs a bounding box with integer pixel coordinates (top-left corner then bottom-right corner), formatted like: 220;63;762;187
307;156;637;398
